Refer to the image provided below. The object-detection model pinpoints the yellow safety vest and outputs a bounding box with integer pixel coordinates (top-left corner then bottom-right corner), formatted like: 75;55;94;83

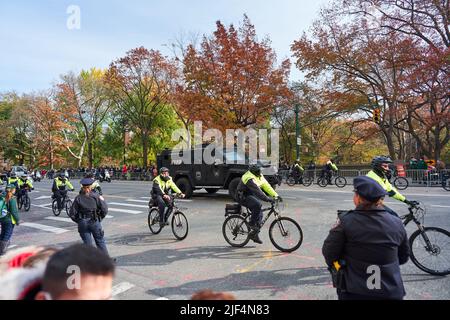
366;170;405;202
242;171;278;198
153;175;181;195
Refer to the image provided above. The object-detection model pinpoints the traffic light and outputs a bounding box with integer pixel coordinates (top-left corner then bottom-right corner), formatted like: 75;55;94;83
373;108;381;123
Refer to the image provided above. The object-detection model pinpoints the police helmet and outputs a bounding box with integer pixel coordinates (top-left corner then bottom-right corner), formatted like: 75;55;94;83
10;172;16;178
371;156;393;170
249;164;262;177
159;167;169;175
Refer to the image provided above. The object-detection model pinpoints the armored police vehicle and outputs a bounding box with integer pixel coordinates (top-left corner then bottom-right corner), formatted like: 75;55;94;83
157;144;280;200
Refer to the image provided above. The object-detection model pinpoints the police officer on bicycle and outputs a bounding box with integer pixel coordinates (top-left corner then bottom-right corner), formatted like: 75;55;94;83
70;177;110;256
151;167;185;228
236;164;281;244
52;172;74;214
366;156;418;216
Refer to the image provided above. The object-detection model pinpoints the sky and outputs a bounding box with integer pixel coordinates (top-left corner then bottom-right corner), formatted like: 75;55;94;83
0;0;330;93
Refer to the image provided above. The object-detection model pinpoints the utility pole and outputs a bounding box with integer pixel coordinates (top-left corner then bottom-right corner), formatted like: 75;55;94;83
295;103;300;161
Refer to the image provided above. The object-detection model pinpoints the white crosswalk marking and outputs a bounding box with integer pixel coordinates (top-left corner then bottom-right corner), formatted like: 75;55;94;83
112;282;135;296
431;205;450;208
126;199;148;203
30;204;53;210
108;208;142;214
21;222;70;234
110;202;147;208
35;196;51;200
45;217;75;223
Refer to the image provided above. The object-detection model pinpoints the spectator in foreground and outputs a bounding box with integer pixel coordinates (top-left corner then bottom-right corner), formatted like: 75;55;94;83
35;244;115;300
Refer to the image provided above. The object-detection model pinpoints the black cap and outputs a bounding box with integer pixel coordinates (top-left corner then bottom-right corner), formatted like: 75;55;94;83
80;177;94;186
353;176;387;202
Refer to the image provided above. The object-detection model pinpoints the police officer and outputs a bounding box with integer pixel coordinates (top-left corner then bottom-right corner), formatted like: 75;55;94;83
366;156;418;215
322;176;410;300
236;164;281;244
7;173;20;195
17;173;34;204
70;177;110;256
151;167;185;228
321;159;338;185
52;172;75;213
82;172;102;195
292;160;304;184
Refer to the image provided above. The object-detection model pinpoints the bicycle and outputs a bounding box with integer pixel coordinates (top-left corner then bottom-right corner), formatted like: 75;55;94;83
317;171;347;188
147;195;189;240
222;200;303;252
286;172;313;187
52;192;73;217
389;169;409;190
17;188;31;212
401;202;450;276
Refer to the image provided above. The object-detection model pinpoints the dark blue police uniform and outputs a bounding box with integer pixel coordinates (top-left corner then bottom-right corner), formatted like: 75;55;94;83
70;178;109;256
322;176;410;300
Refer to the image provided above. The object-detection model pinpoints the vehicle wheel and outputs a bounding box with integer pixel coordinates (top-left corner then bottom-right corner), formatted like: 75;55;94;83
172;211;189;240
65;199;72;216
286;176;296;186
394;177;409;190
24;196;31;212
176;177;193;198
222;215;250;248
442;178;450;191
269;217;303;253
18;197;23;210
107;178;111;183
335;176;347;188
148;208;163;234
317;177;327;187
302;176;313;187
228;177;241;201
52;200;60;216
409;227;450;276
205;188;219;194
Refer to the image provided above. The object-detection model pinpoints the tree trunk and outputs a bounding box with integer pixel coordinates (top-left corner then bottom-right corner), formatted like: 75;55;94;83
88;140;93;169
142;131;149;170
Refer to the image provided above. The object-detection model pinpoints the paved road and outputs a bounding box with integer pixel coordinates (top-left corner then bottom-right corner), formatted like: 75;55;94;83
7;180;450;300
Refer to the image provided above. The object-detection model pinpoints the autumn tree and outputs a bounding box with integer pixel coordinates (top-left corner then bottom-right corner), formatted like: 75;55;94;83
180;15;291;132
106;47;178;169
291;1;449;160
57;68;114;168
29;92;70;169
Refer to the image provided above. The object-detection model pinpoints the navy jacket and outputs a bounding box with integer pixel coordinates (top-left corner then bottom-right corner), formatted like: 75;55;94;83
322;204;409;299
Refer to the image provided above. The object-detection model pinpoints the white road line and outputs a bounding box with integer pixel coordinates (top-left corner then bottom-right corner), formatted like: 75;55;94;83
126;199;149;203
9;245;18;249
110;202;147;208
108;208;142;215
289;188;450;197
105;215;114;219
21;222;70;234
140;197;150;199
305;198;325;201
282;196;298;200
35;196;51;200
431;205;450;208
30;204;53;211
177;199;193;202
112;282;135;296
45;216;75;224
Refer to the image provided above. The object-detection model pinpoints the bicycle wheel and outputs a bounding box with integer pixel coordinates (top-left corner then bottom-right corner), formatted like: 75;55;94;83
409;227;450;276
302;176;313;187
286;176;296;186
52;200;61;216
335;176;347;188
171;211;189;240
269;217;303;253
65;199;72;216
148;208;162;234
317;177;327;187
394;177;409;190
24;195;31;212
443;178;450;191
18;197;23;210
222;215;250;247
